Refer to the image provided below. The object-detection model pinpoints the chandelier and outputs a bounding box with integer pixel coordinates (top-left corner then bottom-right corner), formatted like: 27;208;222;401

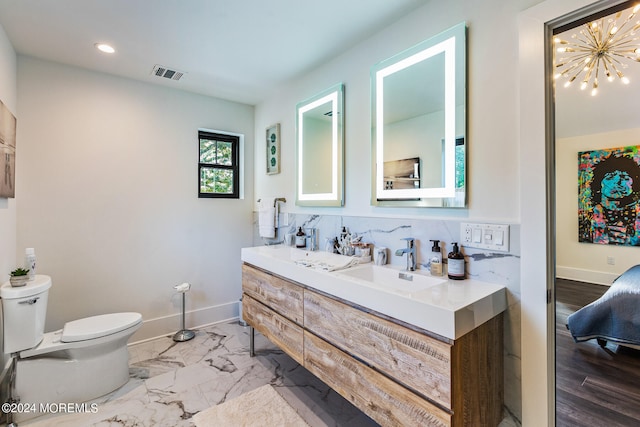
554;4;640;96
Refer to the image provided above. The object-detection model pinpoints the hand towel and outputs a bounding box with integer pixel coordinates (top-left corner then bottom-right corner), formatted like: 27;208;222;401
258;198;276;238
294;256;359;272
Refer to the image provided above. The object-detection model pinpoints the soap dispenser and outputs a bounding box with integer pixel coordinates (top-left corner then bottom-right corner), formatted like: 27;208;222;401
295;227;306;248
447;242;465;280
429;240;442;276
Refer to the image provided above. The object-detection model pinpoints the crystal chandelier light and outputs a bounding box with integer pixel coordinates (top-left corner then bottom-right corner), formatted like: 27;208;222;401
554;4;640;96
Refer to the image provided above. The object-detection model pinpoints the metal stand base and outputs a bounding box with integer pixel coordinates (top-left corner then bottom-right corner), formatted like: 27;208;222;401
172;292;195;342
249;326;255;357
173;329;195;342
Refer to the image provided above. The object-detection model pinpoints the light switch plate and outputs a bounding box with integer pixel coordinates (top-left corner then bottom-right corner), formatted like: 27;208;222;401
460;222;510;252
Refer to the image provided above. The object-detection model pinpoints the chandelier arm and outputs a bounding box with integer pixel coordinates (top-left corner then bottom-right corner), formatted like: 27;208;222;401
606;52;632;67
607;59;627;80
607;36;640;51
610;51;640;61
609;36;640;47
582;64;594;84
602;59;613;79
556;55;594;75
611;9;637;34
584;24;601;48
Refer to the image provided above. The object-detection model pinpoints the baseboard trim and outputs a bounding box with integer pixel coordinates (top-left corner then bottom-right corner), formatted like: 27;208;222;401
129;300;240;344
556;266;616;286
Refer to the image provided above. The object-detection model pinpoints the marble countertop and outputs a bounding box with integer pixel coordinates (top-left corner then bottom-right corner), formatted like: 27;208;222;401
241;245;507;340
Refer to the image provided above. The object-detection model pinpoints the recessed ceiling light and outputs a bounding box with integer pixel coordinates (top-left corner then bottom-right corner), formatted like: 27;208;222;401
95;43;115;54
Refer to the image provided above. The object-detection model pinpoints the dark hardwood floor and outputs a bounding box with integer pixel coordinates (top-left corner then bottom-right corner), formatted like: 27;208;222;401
555;278;640;426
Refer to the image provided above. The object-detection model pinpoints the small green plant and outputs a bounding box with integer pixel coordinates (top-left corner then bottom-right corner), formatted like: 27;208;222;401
10;268;29;277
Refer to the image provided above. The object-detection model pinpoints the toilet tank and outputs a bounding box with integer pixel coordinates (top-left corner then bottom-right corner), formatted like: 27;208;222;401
0;275;51;354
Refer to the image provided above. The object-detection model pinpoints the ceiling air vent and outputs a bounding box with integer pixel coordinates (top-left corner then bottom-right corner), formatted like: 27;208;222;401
151;64;186;81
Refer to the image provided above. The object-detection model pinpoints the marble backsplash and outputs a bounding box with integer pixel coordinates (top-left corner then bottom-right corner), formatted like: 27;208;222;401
252;213;522;426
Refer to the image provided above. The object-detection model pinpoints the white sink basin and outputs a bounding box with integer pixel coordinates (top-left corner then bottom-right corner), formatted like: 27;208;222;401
336;264;446;296
241;245;507;339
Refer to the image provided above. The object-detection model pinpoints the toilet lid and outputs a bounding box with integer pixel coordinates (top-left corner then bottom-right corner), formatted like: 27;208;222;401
61;312;142;343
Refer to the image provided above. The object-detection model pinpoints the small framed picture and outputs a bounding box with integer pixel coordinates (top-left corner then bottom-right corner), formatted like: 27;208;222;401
266;123;280;175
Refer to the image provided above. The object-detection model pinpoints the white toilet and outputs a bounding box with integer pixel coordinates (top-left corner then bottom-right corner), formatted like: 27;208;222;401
0;275;142;420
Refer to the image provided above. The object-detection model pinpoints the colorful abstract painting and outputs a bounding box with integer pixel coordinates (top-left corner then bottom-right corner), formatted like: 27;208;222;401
0;99;17;198
578;145;640;245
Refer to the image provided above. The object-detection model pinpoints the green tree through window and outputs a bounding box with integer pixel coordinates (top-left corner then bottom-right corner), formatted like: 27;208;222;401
198;130;239;198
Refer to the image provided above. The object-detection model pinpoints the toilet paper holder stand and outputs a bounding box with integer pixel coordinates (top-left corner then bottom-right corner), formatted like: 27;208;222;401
173;282;195;342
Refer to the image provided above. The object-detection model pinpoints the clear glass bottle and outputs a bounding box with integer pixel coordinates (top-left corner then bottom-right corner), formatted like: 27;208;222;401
25;248;36;281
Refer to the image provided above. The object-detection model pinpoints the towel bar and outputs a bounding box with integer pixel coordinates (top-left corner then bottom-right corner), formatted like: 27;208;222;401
257;197;286;206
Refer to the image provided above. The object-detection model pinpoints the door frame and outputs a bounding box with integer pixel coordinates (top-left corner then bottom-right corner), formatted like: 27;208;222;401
518;0;629;425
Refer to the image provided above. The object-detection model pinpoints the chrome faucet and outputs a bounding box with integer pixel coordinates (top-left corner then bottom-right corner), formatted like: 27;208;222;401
305;228;318;251
395;237;416;271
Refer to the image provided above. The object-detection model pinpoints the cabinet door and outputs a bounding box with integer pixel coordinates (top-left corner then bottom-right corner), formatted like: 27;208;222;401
243;294;304;365
304;290;453;409
242;264;304;324
304;331;452;427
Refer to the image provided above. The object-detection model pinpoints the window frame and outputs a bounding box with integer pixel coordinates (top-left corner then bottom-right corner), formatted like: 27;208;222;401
198;129;240;199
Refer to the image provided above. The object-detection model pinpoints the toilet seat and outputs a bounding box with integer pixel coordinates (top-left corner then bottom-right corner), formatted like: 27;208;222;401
62;312;142;342
20;312;143;359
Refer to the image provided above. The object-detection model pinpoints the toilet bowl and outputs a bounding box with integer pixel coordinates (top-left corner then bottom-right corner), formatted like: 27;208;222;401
0;275;142;421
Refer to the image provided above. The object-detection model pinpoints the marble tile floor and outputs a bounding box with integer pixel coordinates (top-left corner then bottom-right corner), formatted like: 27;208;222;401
23;321;378;427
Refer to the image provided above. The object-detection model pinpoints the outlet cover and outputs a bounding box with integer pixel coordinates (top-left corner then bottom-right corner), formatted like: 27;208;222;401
460;223;510;252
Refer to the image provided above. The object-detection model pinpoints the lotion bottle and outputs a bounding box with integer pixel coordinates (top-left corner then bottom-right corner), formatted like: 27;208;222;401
429;240;442;276
447;242;465;280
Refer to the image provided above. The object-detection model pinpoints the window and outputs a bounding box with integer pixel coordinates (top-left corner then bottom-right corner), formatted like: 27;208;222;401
198;130;240;198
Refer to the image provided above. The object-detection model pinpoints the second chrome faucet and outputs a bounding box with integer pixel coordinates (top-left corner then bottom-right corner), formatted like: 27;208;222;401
395;237;416;271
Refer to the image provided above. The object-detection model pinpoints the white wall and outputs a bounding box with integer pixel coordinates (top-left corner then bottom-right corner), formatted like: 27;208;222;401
16;56;255;340
557;128;640;285
254;0;542;221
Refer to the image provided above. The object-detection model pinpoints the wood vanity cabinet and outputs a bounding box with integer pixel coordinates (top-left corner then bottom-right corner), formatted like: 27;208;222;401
242;263;504;427
241;265;304;365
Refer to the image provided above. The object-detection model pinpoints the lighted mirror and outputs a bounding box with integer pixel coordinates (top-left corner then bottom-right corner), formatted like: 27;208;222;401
372;23;466;207
296;83;344;207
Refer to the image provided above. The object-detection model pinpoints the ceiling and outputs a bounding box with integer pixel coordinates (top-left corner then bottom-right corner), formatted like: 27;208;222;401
0;0;427;105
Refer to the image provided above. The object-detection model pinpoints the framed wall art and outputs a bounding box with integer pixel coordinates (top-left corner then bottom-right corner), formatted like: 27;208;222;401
578;145;640;246
0;99;17;198
266;123;280;175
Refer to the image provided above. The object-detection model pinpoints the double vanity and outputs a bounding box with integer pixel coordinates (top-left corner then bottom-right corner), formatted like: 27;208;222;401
241;245;507;426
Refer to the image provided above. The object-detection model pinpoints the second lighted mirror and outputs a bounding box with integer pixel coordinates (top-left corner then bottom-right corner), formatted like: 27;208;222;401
372;22;466;207
296;83;344;206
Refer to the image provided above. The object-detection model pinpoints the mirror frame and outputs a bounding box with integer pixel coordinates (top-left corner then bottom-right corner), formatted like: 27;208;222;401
295;83;345;207
371;22;467;207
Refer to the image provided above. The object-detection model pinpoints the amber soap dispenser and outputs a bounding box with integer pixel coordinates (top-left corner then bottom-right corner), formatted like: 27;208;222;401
447;242;465;280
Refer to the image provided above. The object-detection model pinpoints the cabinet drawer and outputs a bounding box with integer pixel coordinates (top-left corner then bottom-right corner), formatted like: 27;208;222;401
242;264;304;324
304;290;452;409
243;294;304;365
304;331;451;427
